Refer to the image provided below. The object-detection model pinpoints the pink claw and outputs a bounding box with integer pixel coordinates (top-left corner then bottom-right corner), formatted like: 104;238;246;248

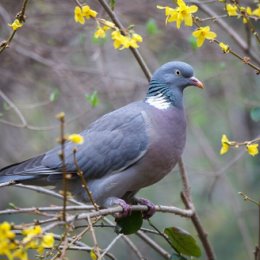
115;199;132;218
135;198;156;219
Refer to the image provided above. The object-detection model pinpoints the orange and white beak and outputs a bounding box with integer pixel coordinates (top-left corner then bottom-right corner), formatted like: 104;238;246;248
190;76;204;89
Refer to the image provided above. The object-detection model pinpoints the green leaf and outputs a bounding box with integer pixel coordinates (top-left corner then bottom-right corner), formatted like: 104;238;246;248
250;107;260;122
115;211;143;235
164;227;202;257
109;0;116;10
146;19;159;36
85;91;100;108
49;88;60;102
188;35;198;51
9;203;17;209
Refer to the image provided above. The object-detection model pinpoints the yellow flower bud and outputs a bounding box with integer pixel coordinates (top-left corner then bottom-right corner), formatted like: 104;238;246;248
8;19;23;31
246;143;259;157
68;134;84;144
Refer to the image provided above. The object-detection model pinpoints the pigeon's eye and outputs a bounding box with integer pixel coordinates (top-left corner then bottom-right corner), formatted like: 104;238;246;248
175;69;181;76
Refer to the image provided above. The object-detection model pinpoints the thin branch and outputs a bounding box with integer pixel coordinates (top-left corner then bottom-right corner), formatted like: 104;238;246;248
136;230;171;259
98;234;123;260
121;235;145;260
0;180;17;188
178;159;215;260
67;205;193;223
181;192;216;260
73;148;99;210
178;158;192;203
0;205;93;215
87;215;101;259
148;220;180;255
19;0;29;19
58;234;69;260
0;89;27;126
57;112;68;222
0;0;30;54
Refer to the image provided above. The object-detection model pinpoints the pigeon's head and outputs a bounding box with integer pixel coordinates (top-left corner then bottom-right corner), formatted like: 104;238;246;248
146;61;203;109
151;61;203;90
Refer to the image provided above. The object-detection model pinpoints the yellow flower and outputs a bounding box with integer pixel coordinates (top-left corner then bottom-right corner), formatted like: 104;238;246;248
41;233;54;248
220;134;230;155
94;27;106;38
241;6;252;16
90;249;98;260
226;4;238;16
94;20;115;39
246;143;259;157
157;5;178;24
219;42;230;53
74;6;85;24
129;33;143;48
157;1;198;28
176;0;198;28
23;225;42;237
8;19;23;31
192;26;217;47
12;248;28;260
0;222;15;239
128;38;138;48
74;5;97;24
111;30;127;49
132;33;143;43
253;6;260;17
37;233;55;254
68;134;84;144
0;223;54;259
0;223;16;258
111;30;142;50
22;225;42;247
240;6;252;23
82;5;97;19
0;240;12;256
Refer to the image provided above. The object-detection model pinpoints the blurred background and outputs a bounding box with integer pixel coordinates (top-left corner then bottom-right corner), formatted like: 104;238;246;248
0;0;259;259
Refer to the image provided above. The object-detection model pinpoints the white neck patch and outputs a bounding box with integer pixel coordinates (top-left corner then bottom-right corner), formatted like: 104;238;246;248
145;93;171;110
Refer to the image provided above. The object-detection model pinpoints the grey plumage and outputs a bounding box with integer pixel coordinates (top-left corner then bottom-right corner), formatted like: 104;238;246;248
0;61;203;213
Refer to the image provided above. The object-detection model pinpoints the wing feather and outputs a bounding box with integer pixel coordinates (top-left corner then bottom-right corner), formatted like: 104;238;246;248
43;102;149;179
0;102;149;183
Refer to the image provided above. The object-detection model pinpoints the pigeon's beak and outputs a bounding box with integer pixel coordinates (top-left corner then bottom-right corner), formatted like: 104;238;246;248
190;76;204;89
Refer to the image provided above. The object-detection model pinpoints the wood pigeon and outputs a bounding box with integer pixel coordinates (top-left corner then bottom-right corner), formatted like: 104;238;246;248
0;61;203;218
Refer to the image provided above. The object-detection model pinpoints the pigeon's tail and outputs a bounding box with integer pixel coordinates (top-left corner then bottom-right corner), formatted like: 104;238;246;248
0;154;52;184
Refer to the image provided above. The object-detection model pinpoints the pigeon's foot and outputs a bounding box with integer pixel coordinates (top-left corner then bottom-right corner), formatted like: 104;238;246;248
116;198;132;218
104;197;132;218
134;197;156;219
